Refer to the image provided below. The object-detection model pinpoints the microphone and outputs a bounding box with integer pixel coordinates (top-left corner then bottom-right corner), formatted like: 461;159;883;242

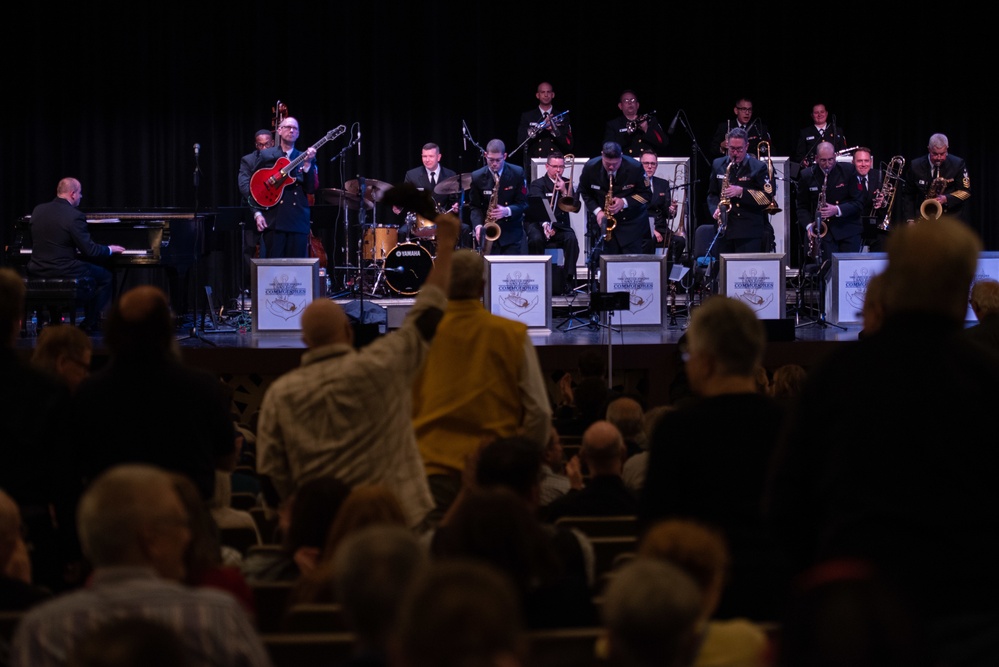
667;110;680;137
194;143;200;157
357;128;361;156
462;120;468;151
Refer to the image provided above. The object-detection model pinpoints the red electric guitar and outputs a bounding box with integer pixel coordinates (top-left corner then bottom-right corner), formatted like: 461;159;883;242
249;125;346;208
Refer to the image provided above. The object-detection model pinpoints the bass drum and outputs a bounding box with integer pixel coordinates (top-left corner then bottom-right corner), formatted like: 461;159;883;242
384;243;434;295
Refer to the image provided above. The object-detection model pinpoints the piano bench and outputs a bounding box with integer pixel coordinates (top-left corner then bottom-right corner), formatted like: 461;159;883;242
23;277;96;328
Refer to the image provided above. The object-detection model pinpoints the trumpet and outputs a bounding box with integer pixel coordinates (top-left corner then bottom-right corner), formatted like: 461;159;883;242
757;140;781;214
625;110;656;133
556;154;581;213
528;109;569;139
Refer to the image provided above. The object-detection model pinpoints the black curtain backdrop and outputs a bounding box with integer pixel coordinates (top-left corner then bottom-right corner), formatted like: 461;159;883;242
5;4;994;263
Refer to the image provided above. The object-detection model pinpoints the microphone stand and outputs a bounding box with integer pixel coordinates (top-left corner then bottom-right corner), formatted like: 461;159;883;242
674;110;713;264
330;136;359;294
179;143;214;345
462;122;488;252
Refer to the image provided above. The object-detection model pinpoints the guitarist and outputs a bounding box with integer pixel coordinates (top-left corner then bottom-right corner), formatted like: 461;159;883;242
250;117;318;258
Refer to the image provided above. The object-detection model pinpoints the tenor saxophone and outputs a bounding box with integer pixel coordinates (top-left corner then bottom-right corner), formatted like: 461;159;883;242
481;171;502;255
603;172;617;242
807;170;829;260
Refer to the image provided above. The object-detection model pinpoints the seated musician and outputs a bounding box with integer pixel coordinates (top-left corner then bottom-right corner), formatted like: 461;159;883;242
26;177;124;331
525;153;580;295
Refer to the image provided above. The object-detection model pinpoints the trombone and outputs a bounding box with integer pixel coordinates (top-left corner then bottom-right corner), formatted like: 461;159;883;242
556;154;581;213
757;140;781;214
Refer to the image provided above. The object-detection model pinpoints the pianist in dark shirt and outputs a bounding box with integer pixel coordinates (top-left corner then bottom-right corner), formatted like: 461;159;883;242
26;177;124;330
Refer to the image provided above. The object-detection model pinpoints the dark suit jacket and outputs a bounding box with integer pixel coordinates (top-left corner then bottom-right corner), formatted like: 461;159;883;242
469;163;528;249
516;108;573;164
648;175;675;236
711;119;771;156
793;125;849;164
794;163;864;241
901;154;971;222
706;156;772;241
604;116;668;157
238;150;259;204
578;155;652;251
404;165;458;211
526;175;574;232
251;146;318;234
26;197;111;279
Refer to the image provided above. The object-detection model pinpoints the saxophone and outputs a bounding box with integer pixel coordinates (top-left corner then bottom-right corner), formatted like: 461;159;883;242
603;171;617;242
807;170;829;261
919;167;949;221
481;171;502;255
717;159;736;236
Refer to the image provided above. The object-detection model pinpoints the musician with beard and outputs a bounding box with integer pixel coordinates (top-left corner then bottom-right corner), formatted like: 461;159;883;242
901;133;971;224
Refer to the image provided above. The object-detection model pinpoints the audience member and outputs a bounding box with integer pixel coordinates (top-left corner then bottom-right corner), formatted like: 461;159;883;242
72;285;238;502
0;267;78;594
289;484;409;606
413;250;551;524
433;486;598;629
241;476;351;583
768;363;807;404
0;488;52;611
605;395;647;457
209;469;263;553
775;558;932;667
622;405;673;494
256;213;460;532
539;426;571;507
543;420;639;523
29;324;92;393
552;349;610;436
639;519;772;667
766;216;999;667
334;525;429;667
9;464;272;667
67;617;193;667
964;278;999;353
857;271;888;340
169;473;255;615
640;296;791;621
600;557;703;667
391;559;529;667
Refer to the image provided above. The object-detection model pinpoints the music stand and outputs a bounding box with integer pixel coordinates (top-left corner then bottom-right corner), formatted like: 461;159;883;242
795;246;843;331
564;229;619;333
589;291;630;389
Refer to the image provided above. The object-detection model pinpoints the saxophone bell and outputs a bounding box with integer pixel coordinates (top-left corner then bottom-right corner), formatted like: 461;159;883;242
480;172;503;255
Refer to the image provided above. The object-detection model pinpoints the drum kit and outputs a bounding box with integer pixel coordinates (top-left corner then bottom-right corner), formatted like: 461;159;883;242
323;172;472;298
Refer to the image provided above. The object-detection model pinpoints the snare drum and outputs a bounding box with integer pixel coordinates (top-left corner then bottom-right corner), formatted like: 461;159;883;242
384;243;434;295
362;225;398;261
407;212;437;240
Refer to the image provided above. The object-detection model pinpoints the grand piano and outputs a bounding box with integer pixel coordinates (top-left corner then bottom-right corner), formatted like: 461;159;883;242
9;209;212;315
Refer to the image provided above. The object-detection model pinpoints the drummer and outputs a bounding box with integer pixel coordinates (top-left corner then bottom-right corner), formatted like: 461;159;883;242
400;143;472;249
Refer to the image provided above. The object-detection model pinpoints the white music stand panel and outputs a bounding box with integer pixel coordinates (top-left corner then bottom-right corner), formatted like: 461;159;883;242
483;255;552;331
718;253;786;319
826;253;888;325
598;254;667;328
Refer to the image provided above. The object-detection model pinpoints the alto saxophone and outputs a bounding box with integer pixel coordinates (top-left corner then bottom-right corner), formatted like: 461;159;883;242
481;171;502;255
807;170;829;261
717;159;736;236
603;171;617;242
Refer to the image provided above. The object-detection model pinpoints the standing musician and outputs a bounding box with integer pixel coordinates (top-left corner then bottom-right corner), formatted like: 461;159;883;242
793;103;848;168
250;117;318;259
901;133;971;224
516;82;573;175
851;147;887;252
469;139;529;255
639;150;684;259
400;142;471;249
794;141;865;260
706;128;773;254
578;141;652;255
711;97;771;156
237;129;274;286
525;152;580;293
603;90;668;157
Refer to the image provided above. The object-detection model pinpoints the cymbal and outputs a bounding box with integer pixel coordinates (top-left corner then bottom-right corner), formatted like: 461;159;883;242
320;188;372;210
344;178;393;202
435;173;472;195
